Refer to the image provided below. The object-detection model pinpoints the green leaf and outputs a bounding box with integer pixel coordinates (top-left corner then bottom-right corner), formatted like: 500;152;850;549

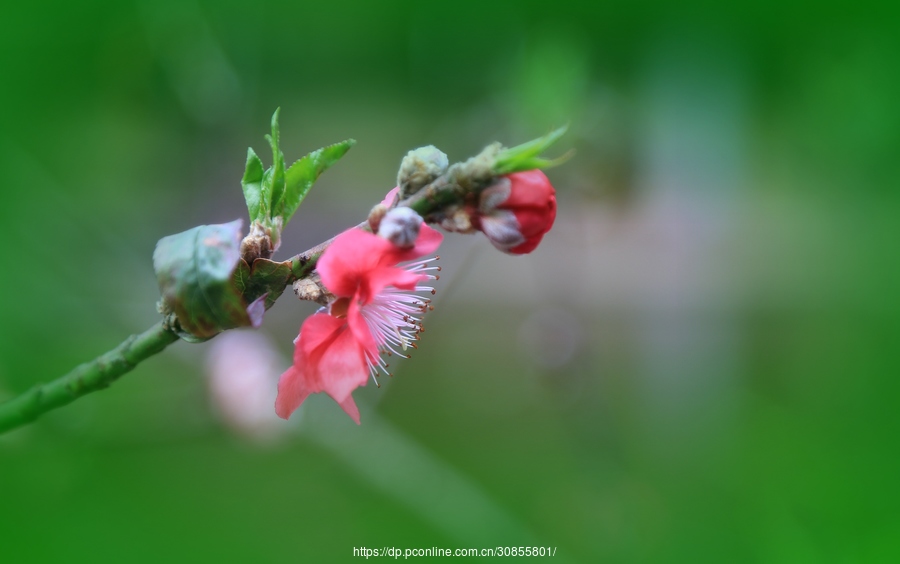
153;220;263;339
233;259;252;295
234;258;293;310
266;108;286;217
281;139;355;223
241;148;265;221
493;124;571;175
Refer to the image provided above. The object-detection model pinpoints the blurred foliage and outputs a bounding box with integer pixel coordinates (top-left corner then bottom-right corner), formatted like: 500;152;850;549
493;125;571;175
1;0;899;562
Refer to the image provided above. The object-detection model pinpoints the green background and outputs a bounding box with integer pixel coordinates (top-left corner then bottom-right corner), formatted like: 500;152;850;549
1;0;899;562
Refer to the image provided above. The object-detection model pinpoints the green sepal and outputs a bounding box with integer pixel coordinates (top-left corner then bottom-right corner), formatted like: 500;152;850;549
493;125;572;175
233;257;293;310
282;139;355;223
241;148;265;221
265;108;287;217
153;220;264;340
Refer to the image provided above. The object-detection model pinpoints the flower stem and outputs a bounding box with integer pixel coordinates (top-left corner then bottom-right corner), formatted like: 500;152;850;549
0;322;179;435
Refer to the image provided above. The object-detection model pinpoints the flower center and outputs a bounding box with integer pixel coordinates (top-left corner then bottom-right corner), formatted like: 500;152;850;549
330;297;351;318
357;256;441;386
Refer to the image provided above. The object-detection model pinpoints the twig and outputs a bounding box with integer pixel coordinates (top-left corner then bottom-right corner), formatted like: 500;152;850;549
0;322;179;434
0;144;492;436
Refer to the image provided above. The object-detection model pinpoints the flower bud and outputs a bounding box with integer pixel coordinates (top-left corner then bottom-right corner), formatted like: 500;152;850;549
438;205;476;234
475;170;556;254
367;202;388;231
378;206;423;249
397;145;449;198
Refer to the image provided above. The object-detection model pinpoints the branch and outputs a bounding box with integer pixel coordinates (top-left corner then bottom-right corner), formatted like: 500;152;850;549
0;322;178;434
0;130;564;436
285;159;476;282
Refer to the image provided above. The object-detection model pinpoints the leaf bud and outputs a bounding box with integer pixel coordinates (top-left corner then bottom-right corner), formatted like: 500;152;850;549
397;145;448;198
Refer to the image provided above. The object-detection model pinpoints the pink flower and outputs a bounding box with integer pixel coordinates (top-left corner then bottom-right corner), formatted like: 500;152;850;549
476;170;557;254
381;186;400;207
275;222;442;424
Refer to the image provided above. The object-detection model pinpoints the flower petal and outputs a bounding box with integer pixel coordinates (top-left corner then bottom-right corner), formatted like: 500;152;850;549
357;265;425;304
275;313;367;419
275;366;311;420
381;187;400;207
316;321;369;404
347;298;379;359
317;228;397;297
500;170;556;208
336;394;362;425
390;224;443;262
295;313;346;363
512;206;556;239
508;233;546;255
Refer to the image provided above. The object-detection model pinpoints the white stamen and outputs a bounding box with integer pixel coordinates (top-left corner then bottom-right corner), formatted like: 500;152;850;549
357;255;439;381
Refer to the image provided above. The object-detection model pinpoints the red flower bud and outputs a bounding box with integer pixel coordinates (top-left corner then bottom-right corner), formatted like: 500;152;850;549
476;170;557;254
